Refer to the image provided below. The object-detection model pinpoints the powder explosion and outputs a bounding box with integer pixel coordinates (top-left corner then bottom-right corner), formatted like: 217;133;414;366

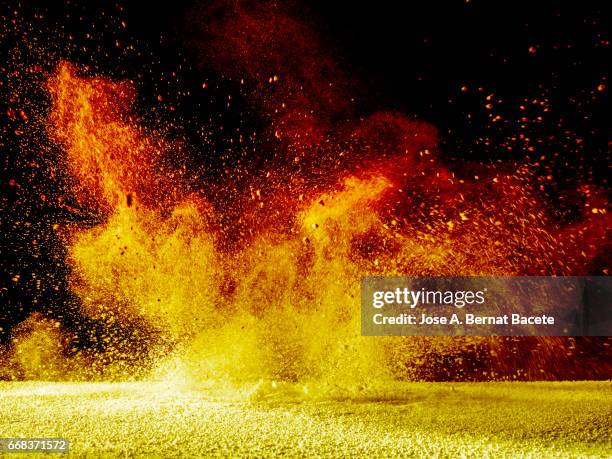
1;1;610;390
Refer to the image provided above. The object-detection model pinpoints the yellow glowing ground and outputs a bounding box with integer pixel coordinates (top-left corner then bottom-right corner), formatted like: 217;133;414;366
0;381;610;457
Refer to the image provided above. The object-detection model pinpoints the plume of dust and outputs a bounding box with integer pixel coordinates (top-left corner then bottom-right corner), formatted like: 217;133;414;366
4;52;603;395
4;313;86;381
69;173;400;397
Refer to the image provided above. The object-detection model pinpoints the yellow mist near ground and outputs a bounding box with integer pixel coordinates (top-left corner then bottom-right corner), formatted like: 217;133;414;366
6;314;86;380
70;202;222;341
69;175;396;389
64;170;511;390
